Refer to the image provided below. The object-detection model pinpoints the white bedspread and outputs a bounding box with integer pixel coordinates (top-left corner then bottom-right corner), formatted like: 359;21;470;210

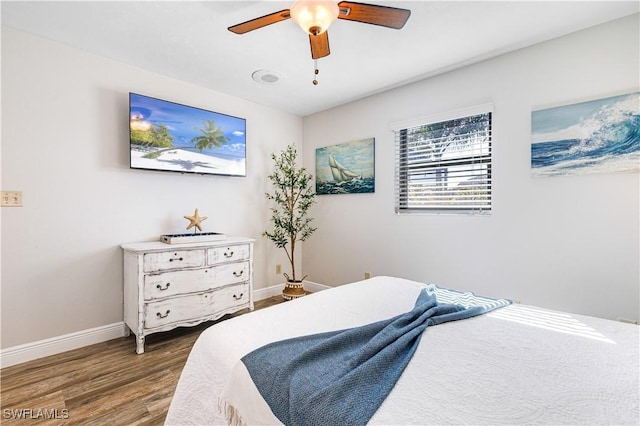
165;276;639;425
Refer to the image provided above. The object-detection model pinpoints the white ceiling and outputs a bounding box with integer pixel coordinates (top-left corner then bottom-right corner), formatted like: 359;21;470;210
2;1;638;116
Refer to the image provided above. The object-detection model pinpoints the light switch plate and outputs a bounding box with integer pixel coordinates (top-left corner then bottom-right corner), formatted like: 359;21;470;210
1;191;23;207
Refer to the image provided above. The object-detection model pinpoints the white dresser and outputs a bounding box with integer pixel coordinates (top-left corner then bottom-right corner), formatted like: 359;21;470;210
121;237;254;354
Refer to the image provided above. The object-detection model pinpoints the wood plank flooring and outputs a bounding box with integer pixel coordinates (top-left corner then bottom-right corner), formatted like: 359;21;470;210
0;296;285;425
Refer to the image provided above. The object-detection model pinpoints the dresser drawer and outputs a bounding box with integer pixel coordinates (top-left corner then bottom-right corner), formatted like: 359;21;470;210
215;282;250;312
213;261;250;286
144;268;211;300
143;261;250;300
208;244;250;265
143;283;250;329
143;249;205;272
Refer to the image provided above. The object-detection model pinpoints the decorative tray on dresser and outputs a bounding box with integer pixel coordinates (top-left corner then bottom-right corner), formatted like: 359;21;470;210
121;237;254;354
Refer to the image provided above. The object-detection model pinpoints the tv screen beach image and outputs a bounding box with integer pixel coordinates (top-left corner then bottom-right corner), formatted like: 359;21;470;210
129;93;246;176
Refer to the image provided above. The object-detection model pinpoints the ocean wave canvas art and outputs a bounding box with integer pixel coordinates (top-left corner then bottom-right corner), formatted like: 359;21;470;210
531;92;639;177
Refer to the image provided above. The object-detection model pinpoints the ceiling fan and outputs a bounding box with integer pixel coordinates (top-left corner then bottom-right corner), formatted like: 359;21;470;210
228;1;411;60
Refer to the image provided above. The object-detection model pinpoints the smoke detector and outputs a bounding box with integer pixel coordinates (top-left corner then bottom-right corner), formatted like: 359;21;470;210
252;69;284;85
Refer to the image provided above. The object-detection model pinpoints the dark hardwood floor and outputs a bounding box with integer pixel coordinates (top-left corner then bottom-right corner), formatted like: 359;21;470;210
0;296;285;425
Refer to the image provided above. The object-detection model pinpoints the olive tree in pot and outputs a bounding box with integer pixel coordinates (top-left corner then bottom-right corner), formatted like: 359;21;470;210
263;144;317;300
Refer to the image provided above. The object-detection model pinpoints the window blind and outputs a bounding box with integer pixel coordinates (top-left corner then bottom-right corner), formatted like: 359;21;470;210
393;107;493;214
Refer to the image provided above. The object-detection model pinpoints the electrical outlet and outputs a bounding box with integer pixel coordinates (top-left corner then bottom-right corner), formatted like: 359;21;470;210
276;264;282;274
364;272;371;279
1;191;23;207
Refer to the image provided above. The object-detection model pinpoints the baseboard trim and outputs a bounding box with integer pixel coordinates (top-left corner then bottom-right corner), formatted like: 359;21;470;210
1;322;126;369
253;280;330;300
1;282;332;368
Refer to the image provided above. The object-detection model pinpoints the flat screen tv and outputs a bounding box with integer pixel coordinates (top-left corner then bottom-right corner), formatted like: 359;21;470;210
129;93;246;176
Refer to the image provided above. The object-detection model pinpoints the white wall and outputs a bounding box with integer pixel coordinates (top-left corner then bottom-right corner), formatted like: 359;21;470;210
2;14;638;354
1;28;302;349
301;14;640;322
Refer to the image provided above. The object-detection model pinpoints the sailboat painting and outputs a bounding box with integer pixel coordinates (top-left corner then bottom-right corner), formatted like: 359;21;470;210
531;92;639;177
315;138;375;195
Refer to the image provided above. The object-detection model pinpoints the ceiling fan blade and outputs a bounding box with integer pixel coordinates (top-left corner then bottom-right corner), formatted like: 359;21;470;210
337;1;411;29
228;9;291;34
310;31;330;59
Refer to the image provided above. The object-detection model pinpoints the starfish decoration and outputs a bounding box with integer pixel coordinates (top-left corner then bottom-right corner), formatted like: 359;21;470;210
184;208;208;232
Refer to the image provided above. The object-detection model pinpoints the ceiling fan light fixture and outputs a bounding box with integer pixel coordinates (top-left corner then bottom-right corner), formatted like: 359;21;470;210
290;0;339;35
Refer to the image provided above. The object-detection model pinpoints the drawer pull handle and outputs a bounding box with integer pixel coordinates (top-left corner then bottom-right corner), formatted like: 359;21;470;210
156;283;171;291
233;270;244;277
224;249;234;258
169;257;184;262
233;293;244;300
156;310;171;318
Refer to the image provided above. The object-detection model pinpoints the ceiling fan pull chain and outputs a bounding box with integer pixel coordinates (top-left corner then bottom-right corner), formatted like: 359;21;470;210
313;60;319;85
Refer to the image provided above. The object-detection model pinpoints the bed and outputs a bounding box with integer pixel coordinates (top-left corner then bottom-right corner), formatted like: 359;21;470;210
165;276;639;425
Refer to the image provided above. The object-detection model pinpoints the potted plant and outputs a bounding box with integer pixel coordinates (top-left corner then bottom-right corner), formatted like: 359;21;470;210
263;144;317;300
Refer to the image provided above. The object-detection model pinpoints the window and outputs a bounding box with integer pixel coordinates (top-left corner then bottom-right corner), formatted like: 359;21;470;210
391;104;493;214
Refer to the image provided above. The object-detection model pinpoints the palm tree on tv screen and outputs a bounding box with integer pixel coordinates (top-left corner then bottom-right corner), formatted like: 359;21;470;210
150;123;174;148
131;123;174;149
139;123;175;159
191;120;229;152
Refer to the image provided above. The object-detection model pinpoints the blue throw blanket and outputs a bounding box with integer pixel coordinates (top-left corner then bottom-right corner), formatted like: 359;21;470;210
241;285;511;426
